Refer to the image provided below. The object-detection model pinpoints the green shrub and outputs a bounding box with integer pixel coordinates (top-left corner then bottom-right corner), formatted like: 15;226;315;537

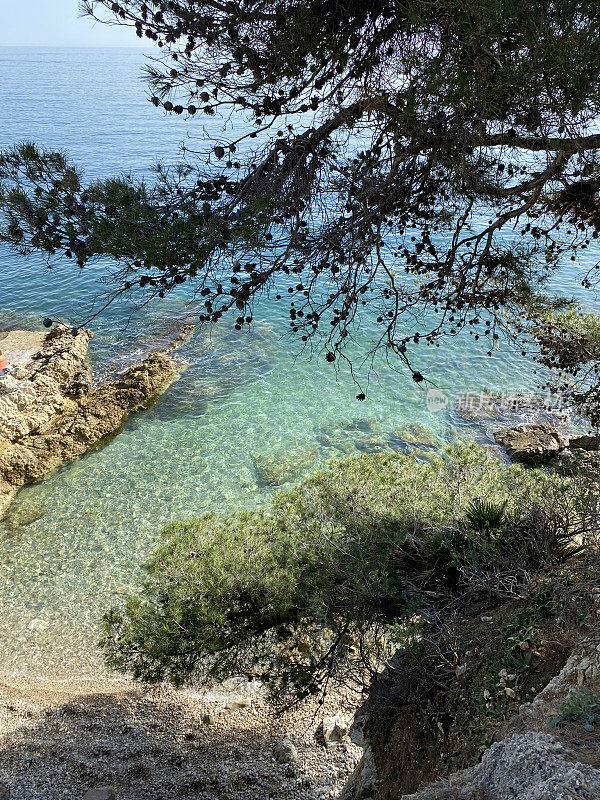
550;688;600;731
102;443;599;697
465;499;507;531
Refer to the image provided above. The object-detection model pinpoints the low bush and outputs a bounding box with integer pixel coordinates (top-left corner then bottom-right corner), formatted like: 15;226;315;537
102;443;600;698
550;688;600;731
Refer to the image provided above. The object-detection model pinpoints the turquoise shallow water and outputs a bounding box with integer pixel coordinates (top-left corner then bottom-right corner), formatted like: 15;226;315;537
0;47;598;678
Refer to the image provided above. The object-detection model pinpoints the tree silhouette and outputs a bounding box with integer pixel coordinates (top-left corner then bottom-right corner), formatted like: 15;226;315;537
2;1;600;396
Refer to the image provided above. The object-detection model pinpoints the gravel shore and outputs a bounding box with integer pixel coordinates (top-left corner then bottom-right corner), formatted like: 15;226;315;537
0;674;361;800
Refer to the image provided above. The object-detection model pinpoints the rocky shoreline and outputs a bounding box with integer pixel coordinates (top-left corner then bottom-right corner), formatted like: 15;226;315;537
1;329;594;520
2;337;600;800
0;325;191;517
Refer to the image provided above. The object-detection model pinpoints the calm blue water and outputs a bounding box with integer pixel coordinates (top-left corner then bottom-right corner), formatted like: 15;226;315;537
0;47;597;678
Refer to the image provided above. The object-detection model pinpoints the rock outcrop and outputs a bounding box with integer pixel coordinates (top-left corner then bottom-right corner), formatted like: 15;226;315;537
493;423;570;463
400;732;600;800
0;325;188;517
567;433;600;451
399;641;600;799
492;422;600;464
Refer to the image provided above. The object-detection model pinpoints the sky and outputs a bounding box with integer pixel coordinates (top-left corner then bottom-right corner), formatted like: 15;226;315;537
1;0;147;47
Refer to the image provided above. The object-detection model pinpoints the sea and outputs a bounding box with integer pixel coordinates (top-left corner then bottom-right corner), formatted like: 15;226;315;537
0;46;596;677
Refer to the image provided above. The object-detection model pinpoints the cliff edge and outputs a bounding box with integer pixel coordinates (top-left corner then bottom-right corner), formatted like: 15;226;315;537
342;554;600;800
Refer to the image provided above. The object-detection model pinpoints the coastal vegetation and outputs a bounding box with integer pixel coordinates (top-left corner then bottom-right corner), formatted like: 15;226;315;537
102;443;600;700
3;2;600;797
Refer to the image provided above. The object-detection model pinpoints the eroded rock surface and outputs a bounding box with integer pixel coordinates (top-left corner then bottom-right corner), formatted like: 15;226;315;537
402;641;600;799
401;732;600;800
491;422;600;464
568;434;600;451
0;326;185;516
493;423;570;463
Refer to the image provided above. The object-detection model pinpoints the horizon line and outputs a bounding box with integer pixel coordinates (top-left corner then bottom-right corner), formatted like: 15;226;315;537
0;43;151;49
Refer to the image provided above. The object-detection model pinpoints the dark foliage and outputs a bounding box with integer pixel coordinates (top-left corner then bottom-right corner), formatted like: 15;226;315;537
2;2;600;386
102;444;600;699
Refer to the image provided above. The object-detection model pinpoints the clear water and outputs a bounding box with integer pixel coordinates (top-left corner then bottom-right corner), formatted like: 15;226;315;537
0;47;597;678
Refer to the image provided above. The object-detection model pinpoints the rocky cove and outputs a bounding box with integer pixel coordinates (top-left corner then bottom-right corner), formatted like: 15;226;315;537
2;470;600;800
0;324;594;522
3;10;600;798
2;325;600;800
0;324;191;518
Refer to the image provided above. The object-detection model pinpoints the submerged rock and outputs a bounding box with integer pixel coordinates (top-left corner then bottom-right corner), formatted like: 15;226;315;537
345;418;376;434
0;325;190;517
253;444;318;487
354;438;391;455
388;424;441;454
392;424;440;447
4;502;45;530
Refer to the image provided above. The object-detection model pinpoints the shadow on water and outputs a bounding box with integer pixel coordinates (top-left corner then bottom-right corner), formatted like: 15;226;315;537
142;321;276;423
